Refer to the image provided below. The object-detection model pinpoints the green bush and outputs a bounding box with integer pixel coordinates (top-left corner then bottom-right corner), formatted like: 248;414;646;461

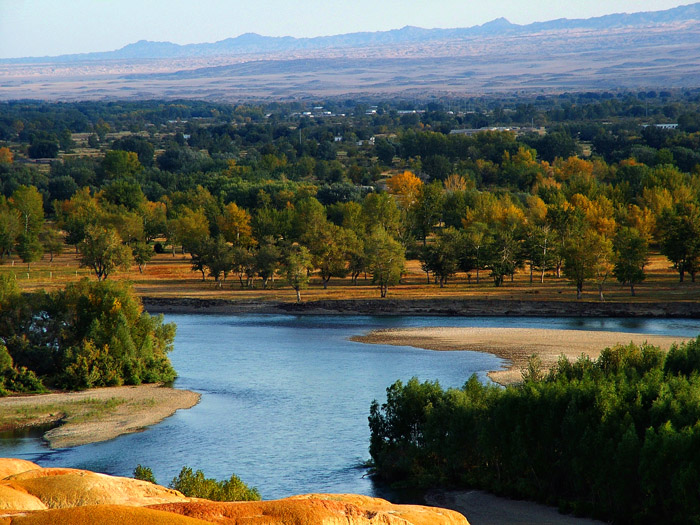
169;466;261;501
133;464;157;484
369;337;700;523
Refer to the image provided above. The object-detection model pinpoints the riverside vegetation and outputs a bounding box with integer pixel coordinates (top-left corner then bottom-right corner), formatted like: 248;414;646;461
0;274;176;394
369;337;700;523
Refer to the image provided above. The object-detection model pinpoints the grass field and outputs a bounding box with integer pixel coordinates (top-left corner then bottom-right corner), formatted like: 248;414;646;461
2;246;696;305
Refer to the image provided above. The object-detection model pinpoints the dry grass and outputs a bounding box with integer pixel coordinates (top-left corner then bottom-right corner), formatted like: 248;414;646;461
2;248;696;305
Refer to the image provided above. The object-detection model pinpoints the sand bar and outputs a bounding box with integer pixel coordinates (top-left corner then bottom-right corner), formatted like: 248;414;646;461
0;383;200;448
352;327;694;384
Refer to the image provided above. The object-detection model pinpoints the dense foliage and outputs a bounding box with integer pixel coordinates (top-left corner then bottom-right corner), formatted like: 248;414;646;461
133;464;261;501
1;96;700;297
369;338;700;523
0;276;176;392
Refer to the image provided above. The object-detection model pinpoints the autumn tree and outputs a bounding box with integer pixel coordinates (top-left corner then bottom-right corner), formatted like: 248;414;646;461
386;171;423;209
217;202;254;247
0;147;13;164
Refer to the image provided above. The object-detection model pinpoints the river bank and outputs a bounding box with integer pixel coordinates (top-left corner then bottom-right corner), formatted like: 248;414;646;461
351;327;691;384
0;384;200;448
142;296;700;318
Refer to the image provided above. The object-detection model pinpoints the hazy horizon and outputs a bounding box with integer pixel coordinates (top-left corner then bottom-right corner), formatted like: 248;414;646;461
0;0;693;59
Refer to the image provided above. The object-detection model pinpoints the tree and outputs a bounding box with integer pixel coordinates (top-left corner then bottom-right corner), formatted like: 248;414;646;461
303;221;356;289
131;241;154;274
385;171;423;209
217;202;254;247
657;202;700;282
0;203;20;259
282;245;313;303
28;139;58;159
410;182;445;245
0;147;13;164
563;228;610;300
421;227;462;287
10;185;44;237
362;193;400;235
78;225;133;281
255;241;280;289
16;233;43;270
366;227;405;298
613;227;649;296
203;236;234;288
101;150;142;180
40;227;64;263
462;222;490;284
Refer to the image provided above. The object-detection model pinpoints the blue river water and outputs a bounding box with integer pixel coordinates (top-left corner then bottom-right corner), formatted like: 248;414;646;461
0;314;698;499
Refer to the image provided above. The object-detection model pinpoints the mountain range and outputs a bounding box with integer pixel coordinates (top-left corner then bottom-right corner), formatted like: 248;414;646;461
1;3;700;101
7;2;700;62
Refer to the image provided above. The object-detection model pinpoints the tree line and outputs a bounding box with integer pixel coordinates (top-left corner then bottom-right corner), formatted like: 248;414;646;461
369;338;700;523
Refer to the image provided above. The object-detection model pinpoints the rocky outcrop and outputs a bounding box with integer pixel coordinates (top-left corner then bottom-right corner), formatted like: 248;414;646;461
0;459;469;525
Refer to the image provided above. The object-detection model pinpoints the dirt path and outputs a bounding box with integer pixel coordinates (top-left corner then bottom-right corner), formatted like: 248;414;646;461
0;384;200;448
351;327;691;384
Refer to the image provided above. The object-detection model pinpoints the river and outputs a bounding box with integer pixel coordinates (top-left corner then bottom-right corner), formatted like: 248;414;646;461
0;314;697;499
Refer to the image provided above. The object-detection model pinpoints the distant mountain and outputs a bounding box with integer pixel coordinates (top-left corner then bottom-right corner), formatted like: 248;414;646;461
6;2;700;63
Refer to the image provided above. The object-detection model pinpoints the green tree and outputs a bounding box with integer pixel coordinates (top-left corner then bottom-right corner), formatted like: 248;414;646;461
78;225;133;281
657;202;700;282
421;227;462;287
203;236;234;288
133;465;156;484
563;228;610;299
11;185;44;237
16;232;43;270
410;182;445;246
282;245;313;303
40;227;64;263
101;150;142;180
255;241;280;289
613;227;649;296
366;227;405;298
131;241;154;274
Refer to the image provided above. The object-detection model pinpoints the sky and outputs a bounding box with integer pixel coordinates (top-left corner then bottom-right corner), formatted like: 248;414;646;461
0;0;694;59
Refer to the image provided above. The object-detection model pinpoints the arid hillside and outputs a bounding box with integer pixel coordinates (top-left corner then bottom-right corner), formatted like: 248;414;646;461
2;18;699;101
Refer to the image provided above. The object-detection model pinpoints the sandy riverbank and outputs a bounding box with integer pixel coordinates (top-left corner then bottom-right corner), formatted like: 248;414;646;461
0;383;200;448
426;490;606;525
351;327;692;384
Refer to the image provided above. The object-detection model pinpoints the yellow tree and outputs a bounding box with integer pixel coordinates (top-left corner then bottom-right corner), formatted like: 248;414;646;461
0;147;12;164
385;171;423;210
217;202;254;248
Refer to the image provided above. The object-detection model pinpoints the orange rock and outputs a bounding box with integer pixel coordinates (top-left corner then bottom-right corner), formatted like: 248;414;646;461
0;484;46;511
0;459;41;480
149;494;469;524
5;468;188;509
0;504;213;524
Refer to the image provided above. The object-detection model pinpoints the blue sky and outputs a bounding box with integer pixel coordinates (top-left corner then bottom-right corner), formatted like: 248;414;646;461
0;0;693;58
